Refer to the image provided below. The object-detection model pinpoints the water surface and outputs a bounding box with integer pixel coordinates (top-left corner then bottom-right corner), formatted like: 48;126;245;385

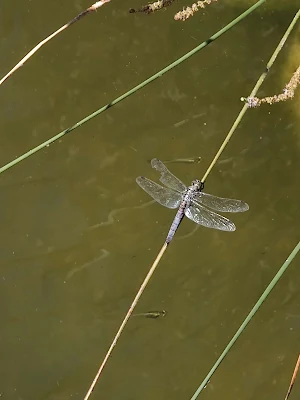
0;1;299;399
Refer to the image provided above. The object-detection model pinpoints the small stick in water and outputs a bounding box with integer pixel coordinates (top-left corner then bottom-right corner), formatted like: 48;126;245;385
132;310;167;319
162;157;202;164
147;157;201;165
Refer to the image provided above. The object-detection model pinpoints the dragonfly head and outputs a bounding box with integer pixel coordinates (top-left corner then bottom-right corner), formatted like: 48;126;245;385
191;179;204;191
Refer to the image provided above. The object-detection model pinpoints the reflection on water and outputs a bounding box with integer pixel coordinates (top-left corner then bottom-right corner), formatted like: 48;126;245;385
87;199;155;230
0;0;299;399
66;249;110;280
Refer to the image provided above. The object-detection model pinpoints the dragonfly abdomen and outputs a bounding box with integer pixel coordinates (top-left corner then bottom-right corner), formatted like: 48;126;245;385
166;200;188;244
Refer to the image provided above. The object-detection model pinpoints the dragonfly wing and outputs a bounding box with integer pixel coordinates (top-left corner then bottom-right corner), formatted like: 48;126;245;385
151;158;186;193
185;204;236;231
136;176;181;209
192;192;249;213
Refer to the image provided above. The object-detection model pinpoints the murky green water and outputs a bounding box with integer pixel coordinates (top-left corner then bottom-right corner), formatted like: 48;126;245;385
0;0;299;399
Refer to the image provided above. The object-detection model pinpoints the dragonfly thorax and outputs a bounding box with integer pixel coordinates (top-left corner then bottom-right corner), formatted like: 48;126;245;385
185;181;202;205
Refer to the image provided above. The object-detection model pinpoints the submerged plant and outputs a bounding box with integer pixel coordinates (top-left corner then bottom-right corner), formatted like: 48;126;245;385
174;0;218;21
129;0;218;19
129;0;176;14
242;65;300;107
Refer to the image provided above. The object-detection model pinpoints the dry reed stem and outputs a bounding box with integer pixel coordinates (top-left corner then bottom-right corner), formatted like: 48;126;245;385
174;0;218;21
83;242;168;400
242;65;300;108
284;355;300;400
0;0;110;87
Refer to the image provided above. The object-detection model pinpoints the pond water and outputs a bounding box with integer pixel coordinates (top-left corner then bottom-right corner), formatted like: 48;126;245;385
0;0;299;399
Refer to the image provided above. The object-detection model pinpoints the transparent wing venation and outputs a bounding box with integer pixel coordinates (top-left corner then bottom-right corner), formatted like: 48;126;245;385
136;176;181;209
185;204;236;232
192;192;249;213
151;158;186;193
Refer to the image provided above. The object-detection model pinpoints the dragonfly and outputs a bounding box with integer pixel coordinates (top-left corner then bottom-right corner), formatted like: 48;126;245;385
136;158;249;244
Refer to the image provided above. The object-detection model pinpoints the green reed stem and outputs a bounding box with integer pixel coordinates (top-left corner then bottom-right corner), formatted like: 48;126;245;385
201;7;300;183
0;0;265;175
190;241;300;400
